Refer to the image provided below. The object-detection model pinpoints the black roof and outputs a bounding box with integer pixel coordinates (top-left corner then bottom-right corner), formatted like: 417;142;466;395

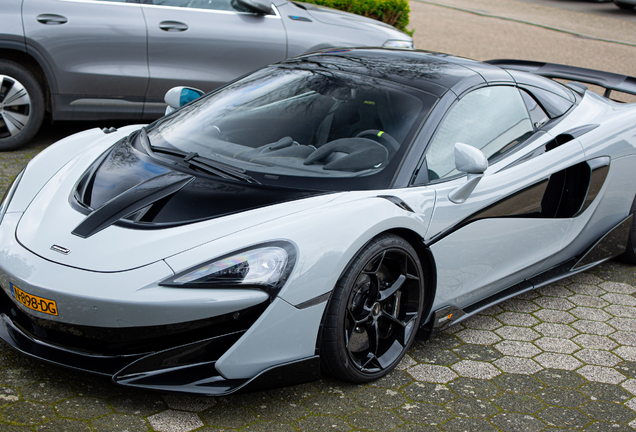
281;48;515;98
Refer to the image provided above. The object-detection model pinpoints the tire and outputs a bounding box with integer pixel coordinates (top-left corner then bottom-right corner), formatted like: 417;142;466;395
617;195;636;264
615;2;635;9
320;234;425;383
0;61;45;151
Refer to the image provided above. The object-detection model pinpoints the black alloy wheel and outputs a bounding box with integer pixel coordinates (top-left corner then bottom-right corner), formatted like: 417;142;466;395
321;234;425;382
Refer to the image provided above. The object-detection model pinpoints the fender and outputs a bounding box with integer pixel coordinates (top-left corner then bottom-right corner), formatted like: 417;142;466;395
0;39;27;51
24;42;59;98
0;41;59;108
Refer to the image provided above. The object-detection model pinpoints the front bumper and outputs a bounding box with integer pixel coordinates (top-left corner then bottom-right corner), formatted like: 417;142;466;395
0;286;320;395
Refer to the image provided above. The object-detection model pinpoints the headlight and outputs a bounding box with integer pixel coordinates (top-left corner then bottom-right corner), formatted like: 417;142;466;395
161;242;296;297
383;40;414;49
0;167;25;226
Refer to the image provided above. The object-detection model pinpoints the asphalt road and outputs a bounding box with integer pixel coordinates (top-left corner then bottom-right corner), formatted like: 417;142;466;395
410;0;636;103
517;0;636;22
0;2;636;431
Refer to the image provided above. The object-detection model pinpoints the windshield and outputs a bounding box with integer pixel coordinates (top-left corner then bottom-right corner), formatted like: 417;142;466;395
147;67;437;190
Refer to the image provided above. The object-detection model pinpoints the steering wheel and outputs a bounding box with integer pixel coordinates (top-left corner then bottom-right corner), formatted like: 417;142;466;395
355;130;400;159
304;138;388;171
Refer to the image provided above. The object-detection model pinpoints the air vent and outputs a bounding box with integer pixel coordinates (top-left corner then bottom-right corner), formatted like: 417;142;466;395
545;133;574;152
540;162;591;218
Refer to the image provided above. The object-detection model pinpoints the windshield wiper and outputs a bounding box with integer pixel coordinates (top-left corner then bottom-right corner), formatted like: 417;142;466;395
152;146;259;184
138;127;154;156
185;152;259;184
137;128;259;184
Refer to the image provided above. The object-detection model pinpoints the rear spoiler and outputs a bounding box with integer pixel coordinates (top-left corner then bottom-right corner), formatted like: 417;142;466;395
485;59;636;99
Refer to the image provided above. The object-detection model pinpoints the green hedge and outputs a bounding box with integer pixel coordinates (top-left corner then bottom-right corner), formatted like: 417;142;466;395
301;0;412;34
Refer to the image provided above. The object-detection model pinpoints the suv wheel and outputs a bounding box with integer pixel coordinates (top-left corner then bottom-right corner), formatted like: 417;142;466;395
0;61;45;151
615;1;635;9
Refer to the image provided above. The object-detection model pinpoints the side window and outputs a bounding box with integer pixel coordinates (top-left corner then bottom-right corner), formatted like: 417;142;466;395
520;90;549;129
149;0;237;11
426;86;534;181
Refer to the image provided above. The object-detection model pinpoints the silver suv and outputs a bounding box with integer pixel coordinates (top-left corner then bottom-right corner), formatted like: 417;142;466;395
0;0;413;150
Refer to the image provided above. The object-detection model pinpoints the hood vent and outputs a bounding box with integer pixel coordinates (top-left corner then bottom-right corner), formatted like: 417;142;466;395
70;140;321;238
72;171;195;239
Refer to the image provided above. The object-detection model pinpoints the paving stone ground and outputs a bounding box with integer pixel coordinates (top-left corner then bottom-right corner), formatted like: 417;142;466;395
2;2;636;431
3;135;636;432
0;258;634;431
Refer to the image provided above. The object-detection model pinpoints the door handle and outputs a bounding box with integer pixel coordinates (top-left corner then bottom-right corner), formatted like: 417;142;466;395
36;14;68;25
159;21;188;32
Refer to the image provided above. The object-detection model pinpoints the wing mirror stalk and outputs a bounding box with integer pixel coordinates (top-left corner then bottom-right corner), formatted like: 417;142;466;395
448;143;488;204
164;86;205;115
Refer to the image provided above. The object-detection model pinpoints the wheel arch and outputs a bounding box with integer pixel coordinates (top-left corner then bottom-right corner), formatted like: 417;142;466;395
385;227;437;325
314;227;438;356
0;46;55;116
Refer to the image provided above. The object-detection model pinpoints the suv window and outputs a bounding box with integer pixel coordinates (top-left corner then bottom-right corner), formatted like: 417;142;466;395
148;0;237;11
426;86;534;181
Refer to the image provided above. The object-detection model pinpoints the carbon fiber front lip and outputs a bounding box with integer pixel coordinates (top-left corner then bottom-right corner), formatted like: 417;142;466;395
0;313;140;376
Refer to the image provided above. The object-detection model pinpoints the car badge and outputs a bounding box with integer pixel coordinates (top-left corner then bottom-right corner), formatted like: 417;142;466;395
50;245;71;255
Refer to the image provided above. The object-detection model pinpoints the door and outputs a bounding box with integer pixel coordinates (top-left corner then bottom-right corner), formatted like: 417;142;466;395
22;0;149;119
423;85;586;309
140;0;287;118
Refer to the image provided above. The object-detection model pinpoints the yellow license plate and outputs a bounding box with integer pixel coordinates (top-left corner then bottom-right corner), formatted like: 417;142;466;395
10;283;58;316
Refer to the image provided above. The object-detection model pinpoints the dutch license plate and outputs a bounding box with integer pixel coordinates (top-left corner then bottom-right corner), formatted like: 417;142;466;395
10;283;58;316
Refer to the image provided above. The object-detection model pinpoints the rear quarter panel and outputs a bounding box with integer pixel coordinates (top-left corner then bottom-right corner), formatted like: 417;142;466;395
549;91;636;161
530;92;636;272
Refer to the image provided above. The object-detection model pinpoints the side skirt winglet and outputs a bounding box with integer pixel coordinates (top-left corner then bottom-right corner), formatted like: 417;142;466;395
572;214;633;271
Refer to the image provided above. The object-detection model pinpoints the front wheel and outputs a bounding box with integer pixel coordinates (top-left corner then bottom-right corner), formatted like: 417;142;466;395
0;61;45;151
320;234;425;383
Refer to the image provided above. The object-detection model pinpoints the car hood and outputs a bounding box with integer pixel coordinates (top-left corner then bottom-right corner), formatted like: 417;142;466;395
16;137;338;273
296;1;408;37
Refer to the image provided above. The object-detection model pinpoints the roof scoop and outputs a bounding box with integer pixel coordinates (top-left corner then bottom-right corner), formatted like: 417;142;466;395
72;171;194;239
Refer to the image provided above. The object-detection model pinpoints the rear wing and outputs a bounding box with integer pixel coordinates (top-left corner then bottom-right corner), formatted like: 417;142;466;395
485;59;636;99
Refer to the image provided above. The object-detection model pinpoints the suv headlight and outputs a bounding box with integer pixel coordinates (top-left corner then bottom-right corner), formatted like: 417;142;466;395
0;167;25;226
161;241;296;298
383;40;414;49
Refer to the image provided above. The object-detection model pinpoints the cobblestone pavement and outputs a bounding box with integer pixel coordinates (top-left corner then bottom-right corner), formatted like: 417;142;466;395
0;253;634;431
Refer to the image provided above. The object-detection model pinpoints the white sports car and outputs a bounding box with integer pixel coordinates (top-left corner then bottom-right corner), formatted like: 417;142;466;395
1;48;636;395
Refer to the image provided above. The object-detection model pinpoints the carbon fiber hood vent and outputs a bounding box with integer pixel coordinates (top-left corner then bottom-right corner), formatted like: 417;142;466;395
71;139;320;238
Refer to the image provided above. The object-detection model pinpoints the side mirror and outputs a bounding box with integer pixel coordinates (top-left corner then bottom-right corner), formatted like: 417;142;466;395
234;0;272;14
164;86;204;115
448;143;488;204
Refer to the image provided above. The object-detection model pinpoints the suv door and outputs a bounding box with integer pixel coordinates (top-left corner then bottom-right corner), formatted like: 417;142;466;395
423;85;585;309
140;0;287;118
22;0;149;120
